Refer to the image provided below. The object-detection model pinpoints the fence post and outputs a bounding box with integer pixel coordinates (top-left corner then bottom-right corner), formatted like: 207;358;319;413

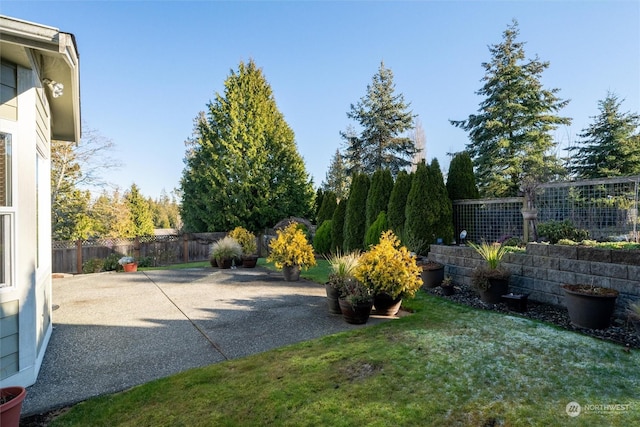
76;239;82;274
183;234;189;263
134;236;140;260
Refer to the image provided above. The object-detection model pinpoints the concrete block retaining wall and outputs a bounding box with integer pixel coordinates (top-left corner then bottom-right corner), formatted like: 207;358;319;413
428;244;640;318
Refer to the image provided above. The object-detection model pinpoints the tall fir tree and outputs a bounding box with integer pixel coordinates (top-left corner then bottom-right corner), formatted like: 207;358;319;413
125;183;155;236
365;168;394;230
180;60;314;232
446;151;480;200
450;20;571;197
567;92;640;179
331;199;347;253
343;173;370;251
340;125;365;176
321;148;350;201
387;170;412;236
344;61;417;177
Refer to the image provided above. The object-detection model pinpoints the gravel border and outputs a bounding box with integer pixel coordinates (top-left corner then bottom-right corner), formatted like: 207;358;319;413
422;283;640;349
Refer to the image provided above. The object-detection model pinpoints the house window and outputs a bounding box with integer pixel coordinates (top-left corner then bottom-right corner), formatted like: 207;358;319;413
0;133;13;289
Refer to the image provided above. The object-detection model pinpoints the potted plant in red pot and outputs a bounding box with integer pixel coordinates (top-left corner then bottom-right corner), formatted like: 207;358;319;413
354;230;423;316
1;386;26;427
118;256;138;272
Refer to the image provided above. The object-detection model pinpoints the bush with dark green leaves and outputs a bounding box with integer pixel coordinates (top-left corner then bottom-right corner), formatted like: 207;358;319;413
344;173;370;251
366;169;393;230
331;200;347;253
537;220;589;244
313;220;333;255
82;258;104;274
446;151;479;200
387;170;412;236
316;191;337;226
365;211;388;247
103;253;125;271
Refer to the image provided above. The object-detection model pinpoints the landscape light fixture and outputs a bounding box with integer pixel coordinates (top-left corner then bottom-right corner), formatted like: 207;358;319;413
42;78;64;98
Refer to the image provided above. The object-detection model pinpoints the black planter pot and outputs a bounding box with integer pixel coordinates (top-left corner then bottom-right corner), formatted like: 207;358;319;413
373;293;402;316
242;255;258;268
325;283;342;314
562;285;619;329
217;258;233;269
282;265;301;281
338;298;373;324
479;278;509;304
421;265;445;288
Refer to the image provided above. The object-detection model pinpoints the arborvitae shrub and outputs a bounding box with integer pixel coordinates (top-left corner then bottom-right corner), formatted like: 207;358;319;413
446;151;479;200
430;158;454;245
365;211;388;247
404;160;432;254
366;169;394;230
316;191;337;225
344;173;370;251
313;220;333;255
331;199;347;253
387;170;412;235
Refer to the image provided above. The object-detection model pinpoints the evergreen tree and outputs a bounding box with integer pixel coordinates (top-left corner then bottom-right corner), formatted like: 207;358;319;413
331;199;347;253
404;160;432;254
446;151;480;200
365;211;388;247
345;61;417;177
366;168;393;230
321;148;350;201
430;158;454;245
450;20;571;197
567;92;640;178
387;170;412;236
109;189;135;238
317;191;337;226
343;173;370;251
314;188;325;224
180;60;314;232
125;183;155;236
340;125;365;177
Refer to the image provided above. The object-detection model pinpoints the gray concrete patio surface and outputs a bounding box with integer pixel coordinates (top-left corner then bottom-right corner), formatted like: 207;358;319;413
22;267;400;416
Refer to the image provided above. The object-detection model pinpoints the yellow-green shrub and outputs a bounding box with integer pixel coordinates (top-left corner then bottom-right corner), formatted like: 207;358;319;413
267;223;317;269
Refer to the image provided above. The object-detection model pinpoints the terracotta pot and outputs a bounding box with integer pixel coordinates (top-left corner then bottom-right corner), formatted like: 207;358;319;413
282;265;301;281
479;277;509;304
0;386;26;427
339;298;373;324
123;262;138;273
242;255;258;268
373;292;402;316
562;285;619;329
325;283;341;314
421;265;444;288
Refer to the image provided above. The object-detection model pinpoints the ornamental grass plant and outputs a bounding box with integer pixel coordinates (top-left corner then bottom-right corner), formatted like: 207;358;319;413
354;230;422;299
267;222;316;269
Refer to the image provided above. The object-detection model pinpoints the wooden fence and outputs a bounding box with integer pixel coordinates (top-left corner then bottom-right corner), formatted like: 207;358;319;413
52;233;231;274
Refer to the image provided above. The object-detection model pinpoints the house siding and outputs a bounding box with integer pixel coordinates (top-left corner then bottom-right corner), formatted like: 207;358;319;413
0;61;17;121
0;299;19;380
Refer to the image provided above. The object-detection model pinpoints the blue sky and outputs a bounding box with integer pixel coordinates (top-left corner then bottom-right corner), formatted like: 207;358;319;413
2;1;639;199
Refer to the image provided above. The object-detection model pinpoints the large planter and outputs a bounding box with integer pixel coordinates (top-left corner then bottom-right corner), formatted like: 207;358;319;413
373;292;402;316
242;255;258;268
479;277;509;304
282;265;301;281
521;208;538;221
562;284;619;329
0;386;26;427
122;262;138;273
217;258;233;269
339;298;373;324
325;284;342;314
421;264;445;288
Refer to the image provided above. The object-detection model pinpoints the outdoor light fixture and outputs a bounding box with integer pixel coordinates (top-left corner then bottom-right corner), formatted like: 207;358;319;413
42;78;64;98
459;230;467;246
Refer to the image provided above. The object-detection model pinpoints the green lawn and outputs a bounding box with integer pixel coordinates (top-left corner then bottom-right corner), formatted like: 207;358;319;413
258;257;331;283
50;272;639;426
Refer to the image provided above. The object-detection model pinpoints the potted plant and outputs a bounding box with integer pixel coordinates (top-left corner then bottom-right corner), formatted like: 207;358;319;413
118;256;138;273
267;222;316;281
210;236;243;269
0;386;26;427
354;230;423;316
468;241;510;304
229;226;259;268
561;284;619;329
440;275;455;296
325;251;361;315
337;277;374;324
420;260;445;288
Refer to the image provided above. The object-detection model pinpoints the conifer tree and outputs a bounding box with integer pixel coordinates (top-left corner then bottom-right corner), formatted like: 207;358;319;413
125;183;155;236
451;20;571;197
365;169;394;230
567;92;640;179
343;173;370;251
344;61;417;177
365;211;388;247
404;160;432;254
180;60;314;231
387;170;412;236
446;151;480;200
430;159;454;245
331;199;347;253
317;191;337;226
321;149;350;201
314;188;324;224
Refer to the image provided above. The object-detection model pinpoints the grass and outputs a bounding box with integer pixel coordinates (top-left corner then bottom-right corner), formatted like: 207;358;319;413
258;257;331;283
50;284;639;426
